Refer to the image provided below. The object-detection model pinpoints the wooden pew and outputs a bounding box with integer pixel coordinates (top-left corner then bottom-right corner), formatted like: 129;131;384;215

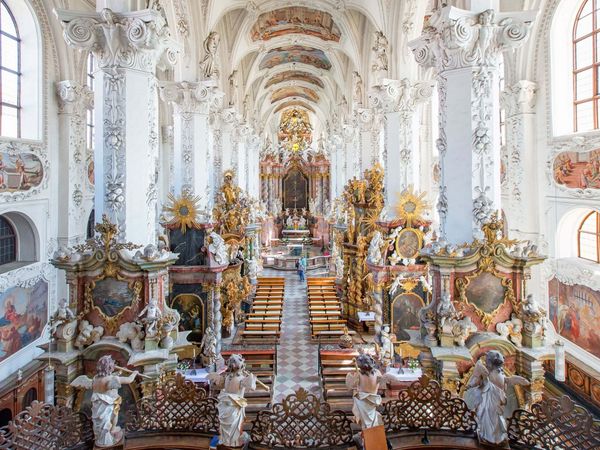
319;349;358;413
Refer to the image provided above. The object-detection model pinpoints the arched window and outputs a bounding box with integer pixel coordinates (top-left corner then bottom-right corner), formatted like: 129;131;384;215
86;53;94;152
86;209;95;239
0;408;11;427
21;388;36;410
0;0;22;138
0;216;16;265
578;210;600;263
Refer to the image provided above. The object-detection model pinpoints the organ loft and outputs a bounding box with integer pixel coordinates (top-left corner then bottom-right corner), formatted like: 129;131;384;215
0;0;599;449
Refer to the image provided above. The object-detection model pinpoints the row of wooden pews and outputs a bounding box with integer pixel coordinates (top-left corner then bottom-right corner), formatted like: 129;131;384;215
241;277;285;343
307;277;349;342
319;348;358;413
220;349;276;419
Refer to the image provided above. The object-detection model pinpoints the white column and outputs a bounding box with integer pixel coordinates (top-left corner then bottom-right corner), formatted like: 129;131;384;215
56;81;93;245
247;133;261;198
56;7;179;244
370;78;435;213
357;108;376;173
409;6;535;243
159;81;223;199
501;81;538;240
216;108;242;185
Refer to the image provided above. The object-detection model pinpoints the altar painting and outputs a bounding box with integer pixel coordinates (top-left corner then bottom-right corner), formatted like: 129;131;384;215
283;168;308;210
391;293;423;341
0;152;43;193
553;150;600;190
171;293;204;342
259;46;332;71
549;278;600;359
464;272;506;315
0;280;47;362
266;71;324;89
92;278;134;317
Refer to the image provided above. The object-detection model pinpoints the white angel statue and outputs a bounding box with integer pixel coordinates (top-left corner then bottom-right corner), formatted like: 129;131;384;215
464;351;530;445
70;355;139;448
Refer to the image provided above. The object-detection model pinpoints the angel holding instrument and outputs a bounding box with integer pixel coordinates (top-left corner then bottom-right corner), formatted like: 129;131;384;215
70;355;145;448
464;350;530;445
207;354;270;447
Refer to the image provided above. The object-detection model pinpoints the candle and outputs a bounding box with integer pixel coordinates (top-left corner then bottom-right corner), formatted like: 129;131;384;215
554;339;565;382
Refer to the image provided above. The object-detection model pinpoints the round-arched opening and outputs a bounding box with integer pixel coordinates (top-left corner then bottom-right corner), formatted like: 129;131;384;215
21;387;36;410
0;211;38;266
0;408;12;427
555;206;600;260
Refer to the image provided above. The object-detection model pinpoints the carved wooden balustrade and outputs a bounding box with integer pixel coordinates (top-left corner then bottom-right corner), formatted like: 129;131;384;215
125;372;219;437
508;395;600;449
248;388;354;449
0;401;93;450
381;376;477;439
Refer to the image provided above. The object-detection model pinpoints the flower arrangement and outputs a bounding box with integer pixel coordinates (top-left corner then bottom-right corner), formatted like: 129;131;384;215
177;360;192;371
407;357;420;372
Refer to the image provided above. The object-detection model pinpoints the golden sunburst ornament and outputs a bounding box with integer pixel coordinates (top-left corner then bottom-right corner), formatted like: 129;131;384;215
163;192;202;233
394;186;429;228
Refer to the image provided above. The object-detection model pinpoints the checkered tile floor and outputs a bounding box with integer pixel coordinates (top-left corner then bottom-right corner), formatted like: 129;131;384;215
265;268;331;401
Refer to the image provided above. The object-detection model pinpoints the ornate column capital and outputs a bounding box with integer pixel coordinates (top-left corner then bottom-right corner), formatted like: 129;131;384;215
56;80;93;114
54;8;180;71
159;81;224;115
409;6;536;71
369;78;435;114
501;80;537;118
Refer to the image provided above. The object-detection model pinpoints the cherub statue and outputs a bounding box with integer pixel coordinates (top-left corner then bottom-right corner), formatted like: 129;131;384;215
464;351;530;445
138;297;162;339
450;316;477;347
496;313;523;347
207;354;268;447
75;320;104;349
51;298;75;326
71;355;139;448
345;354;384;430
116;321;145;352
200;326;218;368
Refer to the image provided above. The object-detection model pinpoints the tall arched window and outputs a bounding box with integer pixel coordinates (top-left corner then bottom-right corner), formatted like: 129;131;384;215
0;216;16;265
578;210;600;263
0;0;22;138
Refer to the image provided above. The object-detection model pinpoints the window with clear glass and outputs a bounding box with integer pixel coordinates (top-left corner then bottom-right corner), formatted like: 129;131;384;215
0;0;21;138
0;216;16;265
578;211;600;263
86;53;95;152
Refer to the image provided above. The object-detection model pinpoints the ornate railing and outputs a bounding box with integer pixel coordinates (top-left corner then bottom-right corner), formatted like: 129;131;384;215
125;372;219;436
249;388;354;449
381;376;477;435
508;395;600;449
0;401;93;450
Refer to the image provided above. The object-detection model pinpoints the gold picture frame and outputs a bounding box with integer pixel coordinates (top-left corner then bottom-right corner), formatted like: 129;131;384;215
455;267;516;328
84;272;142;335
395;228;423;260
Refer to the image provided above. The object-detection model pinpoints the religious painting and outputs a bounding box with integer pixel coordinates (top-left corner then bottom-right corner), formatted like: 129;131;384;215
391;293;423;341
251;7;341;42
259;46;332;71
395;228;422;259
0;152;43;193
271;87;319;104
171;293;204;342
266;70;325;89
549;278;600;359
283;168;308;210
464;272;506;315
0;280;47;363
92;278;134;317
274;101;315;114
87;160;94;185
553;150;600;190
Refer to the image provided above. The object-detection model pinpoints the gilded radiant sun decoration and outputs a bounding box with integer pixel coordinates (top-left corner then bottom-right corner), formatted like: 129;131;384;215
163;192;203;233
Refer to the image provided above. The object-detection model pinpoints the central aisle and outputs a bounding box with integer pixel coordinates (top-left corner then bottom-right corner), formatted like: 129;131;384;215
269;269;321;401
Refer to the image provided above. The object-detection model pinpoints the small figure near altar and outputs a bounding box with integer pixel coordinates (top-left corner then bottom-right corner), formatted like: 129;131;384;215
70;355;139;448
207;354;268;447
345;353;383;429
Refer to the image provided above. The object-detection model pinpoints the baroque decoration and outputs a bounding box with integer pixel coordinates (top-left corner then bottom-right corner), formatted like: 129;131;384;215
162;192;203;233
250;7;341;42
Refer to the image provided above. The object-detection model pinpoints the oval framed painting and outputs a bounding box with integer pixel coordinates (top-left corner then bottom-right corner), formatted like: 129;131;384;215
395;228;422;260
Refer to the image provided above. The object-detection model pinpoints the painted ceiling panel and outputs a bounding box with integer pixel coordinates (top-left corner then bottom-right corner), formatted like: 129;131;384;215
251;7;341;42
274;101;316;114
271;86;320;104
265;70;325;89
259;46;332;71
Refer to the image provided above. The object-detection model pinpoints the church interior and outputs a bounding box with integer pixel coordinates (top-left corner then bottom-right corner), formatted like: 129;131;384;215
1;0;600;448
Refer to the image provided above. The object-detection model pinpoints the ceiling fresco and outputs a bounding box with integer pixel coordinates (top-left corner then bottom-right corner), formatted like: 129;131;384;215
271;86;320;104
265;70;325;89
274;101;316;114
259;46;332;71
250;7;341;42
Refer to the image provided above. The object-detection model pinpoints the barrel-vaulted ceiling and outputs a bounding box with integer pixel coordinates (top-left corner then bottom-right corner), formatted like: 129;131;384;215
206;0;380;137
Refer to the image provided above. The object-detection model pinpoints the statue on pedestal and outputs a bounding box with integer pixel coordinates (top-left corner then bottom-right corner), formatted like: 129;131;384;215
199;31;220;80
199;326;218;368
464;351;529;445
367;230;385;265
345;353;383;430
378;325;395;368
207;231;229;266
207;354;267;447
138;297;162;339
71;355;139;448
